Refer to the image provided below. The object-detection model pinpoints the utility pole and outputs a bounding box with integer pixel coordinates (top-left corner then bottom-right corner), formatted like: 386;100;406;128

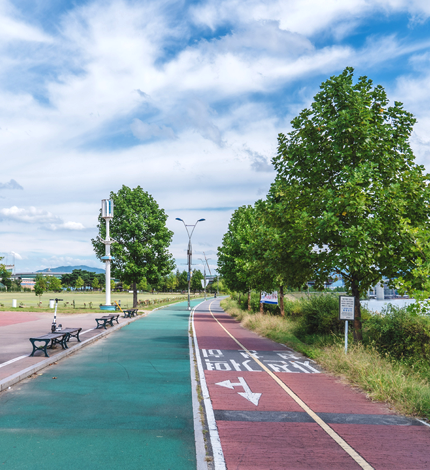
176;218;205;310
199;253;211;301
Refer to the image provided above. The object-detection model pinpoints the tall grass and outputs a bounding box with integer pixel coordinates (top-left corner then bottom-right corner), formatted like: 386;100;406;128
221;297;430;420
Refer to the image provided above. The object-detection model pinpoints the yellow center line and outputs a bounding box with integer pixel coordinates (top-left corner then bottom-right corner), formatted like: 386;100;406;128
207;300;374;470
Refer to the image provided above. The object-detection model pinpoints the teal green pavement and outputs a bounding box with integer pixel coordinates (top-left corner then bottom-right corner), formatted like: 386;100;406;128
0;300;202;470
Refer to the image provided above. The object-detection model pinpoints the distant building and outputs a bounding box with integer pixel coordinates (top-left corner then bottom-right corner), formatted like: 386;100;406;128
12;269;66;290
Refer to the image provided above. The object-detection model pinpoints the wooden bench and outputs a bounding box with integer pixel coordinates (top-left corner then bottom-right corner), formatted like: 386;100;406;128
122;308;138;318
29;333;69;358
95;314;120;329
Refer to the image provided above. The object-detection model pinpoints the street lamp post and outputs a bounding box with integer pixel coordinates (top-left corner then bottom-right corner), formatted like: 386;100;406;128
101;199;116;311
176;218;205;310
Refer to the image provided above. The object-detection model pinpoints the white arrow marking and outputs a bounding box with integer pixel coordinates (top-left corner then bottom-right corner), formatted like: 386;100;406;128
215;377;262;406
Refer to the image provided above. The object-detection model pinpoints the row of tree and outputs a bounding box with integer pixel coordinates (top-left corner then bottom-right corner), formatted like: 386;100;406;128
217;67;430;342
60;269;105;290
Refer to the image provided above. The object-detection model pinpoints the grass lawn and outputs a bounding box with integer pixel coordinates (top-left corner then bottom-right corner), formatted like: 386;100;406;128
0;291;194;313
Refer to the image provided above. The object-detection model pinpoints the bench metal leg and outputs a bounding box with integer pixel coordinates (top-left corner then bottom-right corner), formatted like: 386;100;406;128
30;339;50;357
96;319;108;329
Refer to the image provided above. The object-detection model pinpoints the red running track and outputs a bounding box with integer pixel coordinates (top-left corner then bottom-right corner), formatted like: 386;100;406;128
193;299;430;470
0;311;41;326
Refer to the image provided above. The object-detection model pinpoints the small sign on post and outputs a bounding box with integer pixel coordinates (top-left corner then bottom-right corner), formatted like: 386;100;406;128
339;295;355;354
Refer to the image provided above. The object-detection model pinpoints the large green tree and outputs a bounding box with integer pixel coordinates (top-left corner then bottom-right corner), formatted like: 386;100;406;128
271;67;430;340
92;185;175;307
253;199;314;315
218;205;275;310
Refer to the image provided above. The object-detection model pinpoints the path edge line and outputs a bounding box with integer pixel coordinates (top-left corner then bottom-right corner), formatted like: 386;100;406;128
191;303;226;470
207;300;374;470
189;300;209;470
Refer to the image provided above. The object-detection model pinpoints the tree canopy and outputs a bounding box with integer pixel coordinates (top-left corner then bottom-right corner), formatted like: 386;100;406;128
217;67;430;339
270;66;430;340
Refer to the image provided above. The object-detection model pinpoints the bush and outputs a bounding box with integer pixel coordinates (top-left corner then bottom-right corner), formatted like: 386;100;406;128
364;304;430;363
298;294;343;335
290;294;371;344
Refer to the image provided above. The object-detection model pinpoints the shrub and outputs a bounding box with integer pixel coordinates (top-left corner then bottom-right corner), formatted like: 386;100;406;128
364;304;430;363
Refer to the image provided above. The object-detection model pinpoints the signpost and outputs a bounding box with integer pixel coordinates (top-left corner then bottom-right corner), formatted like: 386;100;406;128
339;295;355;353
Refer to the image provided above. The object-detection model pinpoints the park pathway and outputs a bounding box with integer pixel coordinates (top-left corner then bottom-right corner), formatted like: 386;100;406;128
0;300;200;470
193;299;430;470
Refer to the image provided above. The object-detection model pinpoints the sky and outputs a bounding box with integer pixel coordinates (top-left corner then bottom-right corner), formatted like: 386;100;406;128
0;0;430;274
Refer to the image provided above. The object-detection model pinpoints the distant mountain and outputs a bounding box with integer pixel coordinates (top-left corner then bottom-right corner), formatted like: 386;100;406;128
37;265;105;274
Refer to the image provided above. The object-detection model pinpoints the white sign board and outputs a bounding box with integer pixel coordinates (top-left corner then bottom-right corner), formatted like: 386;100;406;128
261;291;278;305
201;279;209;288
339;295;355;320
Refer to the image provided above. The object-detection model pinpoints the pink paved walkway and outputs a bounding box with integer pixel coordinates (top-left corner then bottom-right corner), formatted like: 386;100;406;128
0;310;132;382
194;299;430;470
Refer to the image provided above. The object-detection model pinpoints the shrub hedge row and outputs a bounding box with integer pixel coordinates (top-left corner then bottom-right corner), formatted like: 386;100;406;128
231;291;430;364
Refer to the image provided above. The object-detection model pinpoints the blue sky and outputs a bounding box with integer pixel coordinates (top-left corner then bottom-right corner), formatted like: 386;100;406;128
0;0;429;273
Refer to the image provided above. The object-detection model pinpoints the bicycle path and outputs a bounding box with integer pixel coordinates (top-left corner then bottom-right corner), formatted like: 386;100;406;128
0;300;201;470
193;299;430;470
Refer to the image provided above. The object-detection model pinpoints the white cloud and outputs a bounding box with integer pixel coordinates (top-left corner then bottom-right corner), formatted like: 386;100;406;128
0;206;85;231
0;206;61;224
46;221;86;231
10;250;23;260
190;0;430;37
0;1;52;44
0;0;428;272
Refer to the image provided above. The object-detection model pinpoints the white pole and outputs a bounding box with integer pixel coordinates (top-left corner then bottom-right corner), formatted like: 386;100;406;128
105;218;111;307
204;265;206;301
345;320;348;354
187;239;191;310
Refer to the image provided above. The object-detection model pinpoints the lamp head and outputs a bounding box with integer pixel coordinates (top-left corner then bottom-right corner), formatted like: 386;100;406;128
198;218;205;222
175;218;183;222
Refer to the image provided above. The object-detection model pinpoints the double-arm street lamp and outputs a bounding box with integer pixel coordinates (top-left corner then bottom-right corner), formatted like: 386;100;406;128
176;218;205;310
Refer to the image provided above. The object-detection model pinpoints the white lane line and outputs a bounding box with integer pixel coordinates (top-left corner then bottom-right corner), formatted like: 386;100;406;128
0;355;28;368
417;419;430;428
189;301;209;470
81;328;94;335
192;302;226;470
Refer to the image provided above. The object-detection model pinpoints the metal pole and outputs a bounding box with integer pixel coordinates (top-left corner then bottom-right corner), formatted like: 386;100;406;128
51;300;58;332
204;265;206;300
187;239;191;310
105;218;111;307
345;320;348;354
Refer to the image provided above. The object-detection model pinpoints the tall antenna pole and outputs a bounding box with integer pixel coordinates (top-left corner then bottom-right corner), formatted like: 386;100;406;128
101;199;115;311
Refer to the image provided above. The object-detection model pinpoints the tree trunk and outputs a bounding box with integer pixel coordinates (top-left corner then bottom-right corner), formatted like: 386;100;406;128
351;279;363;342
133;282;138;308
259;292;264;314
248;290;251;311
279;285;284;317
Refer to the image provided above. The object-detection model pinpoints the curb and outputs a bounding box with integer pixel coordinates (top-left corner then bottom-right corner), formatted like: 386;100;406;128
0;313;147;392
